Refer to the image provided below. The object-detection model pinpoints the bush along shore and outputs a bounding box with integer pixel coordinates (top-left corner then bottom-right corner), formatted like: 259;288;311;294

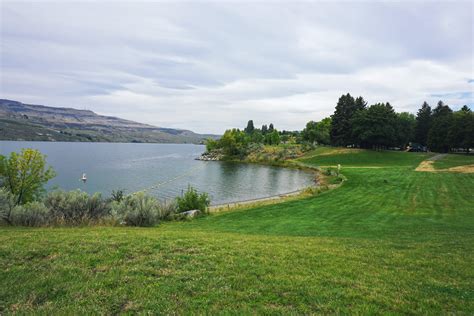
0;148;211;227
0;186;210;227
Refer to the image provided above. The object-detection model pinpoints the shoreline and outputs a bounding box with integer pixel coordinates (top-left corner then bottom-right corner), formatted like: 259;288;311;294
209;188;306;211
204;157;338;213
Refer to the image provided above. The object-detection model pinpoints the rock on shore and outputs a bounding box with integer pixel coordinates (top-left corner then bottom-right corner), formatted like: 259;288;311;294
195;151;223;161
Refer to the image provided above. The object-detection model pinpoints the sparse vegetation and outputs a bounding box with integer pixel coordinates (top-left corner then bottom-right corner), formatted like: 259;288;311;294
0;99;218;144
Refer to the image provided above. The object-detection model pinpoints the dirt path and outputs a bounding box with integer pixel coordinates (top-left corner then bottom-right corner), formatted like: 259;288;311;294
415;154;474;173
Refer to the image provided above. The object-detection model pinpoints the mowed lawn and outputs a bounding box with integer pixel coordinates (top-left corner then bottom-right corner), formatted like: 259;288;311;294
432;153;474;169
1;150;473;314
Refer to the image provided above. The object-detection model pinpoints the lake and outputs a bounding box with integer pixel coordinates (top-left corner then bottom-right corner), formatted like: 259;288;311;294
0;141;314;205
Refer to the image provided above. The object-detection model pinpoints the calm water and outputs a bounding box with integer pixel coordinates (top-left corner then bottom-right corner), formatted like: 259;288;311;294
0;141;314;205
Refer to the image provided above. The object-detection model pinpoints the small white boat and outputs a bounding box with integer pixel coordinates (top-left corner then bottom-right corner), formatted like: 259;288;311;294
81;173;87;183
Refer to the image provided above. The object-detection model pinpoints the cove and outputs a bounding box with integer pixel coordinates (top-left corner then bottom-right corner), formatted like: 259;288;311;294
0;141;314;205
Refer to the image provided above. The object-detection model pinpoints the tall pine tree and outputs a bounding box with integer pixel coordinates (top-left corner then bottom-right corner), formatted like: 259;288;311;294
354;96;367;111
244;120;255;134
414;101;432;146
448;105;474;153
427;101;453;152
351;103;398;149
330;93;357;146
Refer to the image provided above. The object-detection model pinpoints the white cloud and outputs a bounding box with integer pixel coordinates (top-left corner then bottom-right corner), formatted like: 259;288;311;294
1;1;472;133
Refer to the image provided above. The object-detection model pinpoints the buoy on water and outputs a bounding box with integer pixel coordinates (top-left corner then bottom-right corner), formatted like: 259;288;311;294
81;173;87;183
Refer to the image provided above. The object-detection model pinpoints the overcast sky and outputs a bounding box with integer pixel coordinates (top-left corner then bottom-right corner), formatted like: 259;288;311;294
1;1;473;134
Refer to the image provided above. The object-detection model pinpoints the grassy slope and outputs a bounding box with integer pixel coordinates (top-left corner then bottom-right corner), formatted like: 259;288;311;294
1;149;473;314
300;147;434;167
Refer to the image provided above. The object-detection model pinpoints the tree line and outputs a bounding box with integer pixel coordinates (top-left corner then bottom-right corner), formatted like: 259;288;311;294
207;93;472;156
328;93;473;152
206;121;285;157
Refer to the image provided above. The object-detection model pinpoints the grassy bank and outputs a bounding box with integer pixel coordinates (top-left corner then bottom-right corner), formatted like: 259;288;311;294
1;149;473;314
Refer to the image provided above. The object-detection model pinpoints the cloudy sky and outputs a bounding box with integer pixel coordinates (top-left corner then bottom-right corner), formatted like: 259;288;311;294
1;0;473;134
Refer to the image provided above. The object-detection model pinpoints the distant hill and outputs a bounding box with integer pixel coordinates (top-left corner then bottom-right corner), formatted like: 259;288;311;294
0;99;218;143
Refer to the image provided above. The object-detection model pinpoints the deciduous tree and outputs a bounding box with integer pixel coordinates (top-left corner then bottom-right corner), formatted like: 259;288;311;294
0;148;56;205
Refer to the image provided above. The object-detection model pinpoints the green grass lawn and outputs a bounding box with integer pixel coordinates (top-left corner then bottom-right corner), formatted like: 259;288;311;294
432;153;474;169
299;147;433;167
1;148;473;314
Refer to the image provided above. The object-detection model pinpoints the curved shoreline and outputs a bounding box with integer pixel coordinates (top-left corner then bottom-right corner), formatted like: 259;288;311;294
209;188;305;212
205;158;327;212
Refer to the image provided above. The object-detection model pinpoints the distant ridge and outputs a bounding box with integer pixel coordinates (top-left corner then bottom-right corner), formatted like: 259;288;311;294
0;99;218;143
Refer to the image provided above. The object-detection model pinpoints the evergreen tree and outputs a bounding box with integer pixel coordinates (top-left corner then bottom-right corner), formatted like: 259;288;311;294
351;103;398;149
396;112;416;148
414;101;432;146
261;124;268;135
244;120;255;134
448;105;473;153
268;123;274;132
427;101;453;152
354;96;367;111
432;101;452;118
330;93;357;146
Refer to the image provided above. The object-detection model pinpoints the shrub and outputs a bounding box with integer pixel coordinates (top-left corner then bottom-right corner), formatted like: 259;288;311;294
112;191;163;226
303;186;319;196
44;190;110;224
323;168;334;176
11;202;50;227
176;186;210;213
0;188;16;224
87;192;110;218
110;189;124;202
159;200;178;220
